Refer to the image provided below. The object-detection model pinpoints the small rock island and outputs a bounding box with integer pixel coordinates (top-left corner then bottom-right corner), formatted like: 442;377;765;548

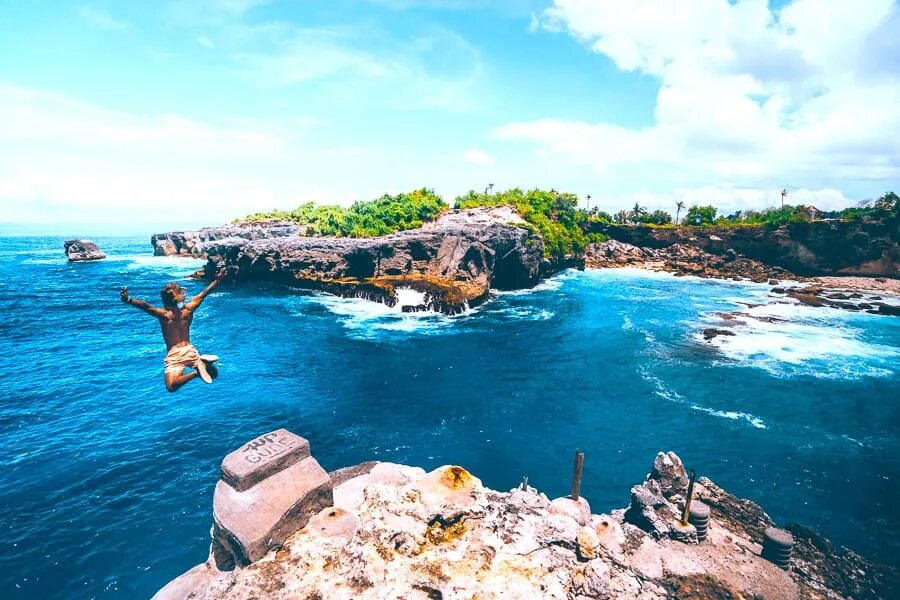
64;239;106;262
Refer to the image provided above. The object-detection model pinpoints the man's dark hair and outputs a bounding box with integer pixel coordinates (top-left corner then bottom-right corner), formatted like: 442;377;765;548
160;282;185;306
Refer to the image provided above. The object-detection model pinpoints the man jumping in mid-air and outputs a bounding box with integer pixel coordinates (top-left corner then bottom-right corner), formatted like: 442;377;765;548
121;268;227;392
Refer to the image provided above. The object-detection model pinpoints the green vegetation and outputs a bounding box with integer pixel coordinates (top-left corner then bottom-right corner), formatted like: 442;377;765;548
454;188;602;260
238;188;897;252
240;188;448;237
607;192;898;228
685;205;718;226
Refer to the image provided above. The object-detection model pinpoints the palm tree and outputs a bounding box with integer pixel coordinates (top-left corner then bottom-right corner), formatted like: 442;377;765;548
675;200;685;225
630;202;647;224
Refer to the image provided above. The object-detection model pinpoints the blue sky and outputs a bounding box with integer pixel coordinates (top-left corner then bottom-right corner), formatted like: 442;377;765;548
1;0;898;233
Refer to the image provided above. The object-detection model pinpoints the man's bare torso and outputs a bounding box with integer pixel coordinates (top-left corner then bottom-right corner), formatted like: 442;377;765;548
159;307;194;350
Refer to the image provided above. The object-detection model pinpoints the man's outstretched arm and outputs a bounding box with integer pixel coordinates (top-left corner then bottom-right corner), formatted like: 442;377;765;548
184;267;227;312
120;287;166;317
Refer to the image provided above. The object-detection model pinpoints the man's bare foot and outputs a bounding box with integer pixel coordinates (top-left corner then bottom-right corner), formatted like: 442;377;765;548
195;360;213;384
203;359;219;380
200;354;219;363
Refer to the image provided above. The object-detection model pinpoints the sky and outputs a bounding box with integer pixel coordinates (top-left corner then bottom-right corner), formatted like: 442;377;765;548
0;0;898;233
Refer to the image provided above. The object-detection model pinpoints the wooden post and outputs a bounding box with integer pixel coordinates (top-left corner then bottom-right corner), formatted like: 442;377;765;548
681;469;696;525
571;450;585;501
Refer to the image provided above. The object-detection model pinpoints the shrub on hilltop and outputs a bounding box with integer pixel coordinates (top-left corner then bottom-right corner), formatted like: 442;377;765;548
239;188;448;237
455;188;604;260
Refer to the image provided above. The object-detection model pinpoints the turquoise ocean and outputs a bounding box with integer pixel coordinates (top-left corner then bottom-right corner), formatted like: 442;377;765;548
1;236;898;598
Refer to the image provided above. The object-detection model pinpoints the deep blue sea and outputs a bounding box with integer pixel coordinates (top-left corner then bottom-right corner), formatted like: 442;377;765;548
2;236;899;599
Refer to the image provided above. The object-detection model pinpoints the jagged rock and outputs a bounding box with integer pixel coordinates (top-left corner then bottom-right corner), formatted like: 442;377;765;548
151;221;303;257
63;239;106;262
158;208;545;314
590;220;900;277
702;328;736;341
576;525;602;560
650;451;689;497
156;450;899;600
551;496;592;526
584;240;791;282
624;479;674;539
668;520;698;544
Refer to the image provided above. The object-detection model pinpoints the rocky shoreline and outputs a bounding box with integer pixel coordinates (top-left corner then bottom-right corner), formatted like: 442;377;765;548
150;210;897;315
155;434;898;600
585;240;900;318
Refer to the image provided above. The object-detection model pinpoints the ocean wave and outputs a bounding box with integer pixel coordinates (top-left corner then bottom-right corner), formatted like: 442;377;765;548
494;274;566;296
306;293;461;338
639;368;767;429
699;300;898;379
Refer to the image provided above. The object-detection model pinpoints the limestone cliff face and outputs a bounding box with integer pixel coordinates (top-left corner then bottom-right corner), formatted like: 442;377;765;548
592;219;900;277
154;207;545;314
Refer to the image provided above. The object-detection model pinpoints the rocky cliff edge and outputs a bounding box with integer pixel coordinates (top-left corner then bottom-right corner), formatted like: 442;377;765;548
153;207;545;314
156;450;897;600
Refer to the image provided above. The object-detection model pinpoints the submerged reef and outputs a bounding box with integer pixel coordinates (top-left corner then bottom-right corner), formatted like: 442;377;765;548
155;433;897;599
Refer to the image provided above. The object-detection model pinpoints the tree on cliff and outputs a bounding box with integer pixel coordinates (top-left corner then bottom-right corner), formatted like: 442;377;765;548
675;201;685;225
455;188;591;260
685;205;717;226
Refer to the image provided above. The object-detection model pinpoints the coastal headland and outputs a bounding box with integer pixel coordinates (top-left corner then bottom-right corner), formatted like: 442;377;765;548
156;431;898;599
150;197;899;315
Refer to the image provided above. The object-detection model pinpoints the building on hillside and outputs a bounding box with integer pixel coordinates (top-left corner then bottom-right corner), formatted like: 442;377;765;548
801;205;822;220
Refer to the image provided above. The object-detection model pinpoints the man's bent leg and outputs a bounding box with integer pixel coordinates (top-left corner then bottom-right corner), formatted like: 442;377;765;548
165;369;199;393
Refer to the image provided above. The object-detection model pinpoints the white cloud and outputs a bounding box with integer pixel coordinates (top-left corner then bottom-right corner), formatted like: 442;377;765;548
0;82;497;228
77;5;129;32
462;149;495;166
0;81;360;226
504;0;900;206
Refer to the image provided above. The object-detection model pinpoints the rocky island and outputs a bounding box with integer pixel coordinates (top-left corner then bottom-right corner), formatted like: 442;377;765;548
64;239;106;262
153;206;547;314
155;430;898;599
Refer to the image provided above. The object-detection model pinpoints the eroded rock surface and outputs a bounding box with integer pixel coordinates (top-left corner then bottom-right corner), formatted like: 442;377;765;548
156;452;897;600
590;219;900;277
189;207;544;313
63;239;106;262
585;240;791;283
151;221;303;257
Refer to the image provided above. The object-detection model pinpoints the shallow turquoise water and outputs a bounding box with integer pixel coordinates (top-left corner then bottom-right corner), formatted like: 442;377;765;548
1;236;898;598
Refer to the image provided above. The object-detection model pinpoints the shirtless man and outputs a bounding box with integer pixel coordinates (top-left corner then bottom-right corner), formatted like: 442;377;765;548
121;268;227;392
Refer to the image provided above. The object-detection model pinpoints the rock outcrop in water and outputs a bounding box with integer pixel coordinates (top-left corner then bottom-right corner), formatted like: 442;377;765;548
591;219;899;277
63;239;106;262
155;440;897;600
160;207;544;314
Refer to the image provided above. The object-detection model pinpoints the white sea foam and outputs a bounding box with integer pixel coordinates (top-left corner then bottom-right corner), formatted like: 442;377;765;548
123;255;206;272
493;306;554;321
307;292;460;337
700;297;898;379
495;274;566;296
639;368;768;429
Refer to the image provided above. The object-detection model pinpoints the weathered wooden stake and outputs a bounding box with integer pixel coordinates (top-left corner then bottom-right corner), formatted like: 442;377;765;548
681;468;696;525
571;450;585;501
